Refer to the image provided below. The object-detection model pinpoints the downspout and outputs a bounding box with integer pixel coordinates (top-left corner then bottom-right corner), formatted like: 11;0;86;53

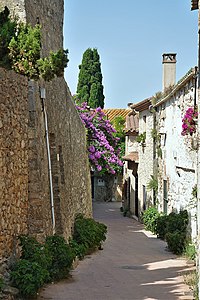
40;88;56;235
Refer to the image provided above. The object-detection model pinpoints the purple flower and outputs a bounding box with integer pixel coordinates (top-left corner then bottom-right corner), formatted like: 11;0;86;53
94;152;101;159
89;154;95;160
88;145;95;153
97;165;102;171
76;102;123;174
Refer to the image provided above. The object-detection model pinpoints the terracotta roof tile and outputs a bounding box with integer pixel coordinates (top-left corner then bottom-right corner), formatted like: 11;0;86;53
103;109;131;122
130;98;152;112
123;152;139;162
125;113;139;134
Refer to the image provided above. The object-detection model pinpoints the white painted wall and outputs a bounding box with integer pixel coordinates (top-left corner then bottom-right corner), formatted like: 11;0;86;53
157;82;197;239
138;109;154;214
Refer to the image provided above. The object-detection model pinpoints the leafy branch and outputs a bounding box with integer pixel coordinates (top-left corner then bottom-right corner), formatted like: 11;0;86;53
0;6;68;81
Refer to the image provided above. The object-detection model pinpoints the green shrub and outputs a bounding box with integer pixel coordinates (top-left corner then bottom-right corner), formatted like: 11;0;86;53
73;214;107;255
156;210;189;254
0;6;69;81
45;235;75;280
69;238;87;260
156;210;188;239
10;219;107;296
37;49;69;81
19;235;52;271
142;207;160;234
185;243;196;261
166;210;188;234
165;231;187;255
155;214;168;239
136;132;146;144
147;176;158;193
0;6;18;68
11;260;49;297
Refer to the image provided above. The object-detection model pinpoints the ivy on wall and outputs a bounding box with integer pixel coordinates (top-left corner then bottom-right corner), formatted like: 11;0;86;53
0;6;68;81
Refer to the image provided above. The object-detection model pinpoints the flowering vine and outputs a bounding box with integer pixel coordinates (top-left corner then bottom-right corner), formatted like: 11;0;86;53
181;107;198;136
76;102;123;174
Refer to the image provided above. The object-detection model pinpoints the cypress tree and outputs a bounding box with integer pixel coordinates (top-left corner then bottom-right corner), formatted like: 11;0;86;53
77;48;105;108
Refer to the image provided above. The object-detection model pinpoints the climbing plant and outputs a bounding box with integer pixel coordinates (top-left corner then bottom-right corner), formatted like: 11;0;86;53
0;6;68;81
136;132;146;145
147;175;158;193
76;102;123;174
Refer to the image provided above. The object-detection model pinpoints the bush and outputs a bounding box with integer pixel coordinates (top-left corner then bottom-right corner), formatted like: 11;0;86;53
185;243;196;261
0;6;18;68
19;235;52;271
142;207;160;234
165;231;187;255
10;218;107;296
156;210;189;255
11;260;49;297
166;210;188;234
0;7;69;81
73;214;107;255
155;214;168;239
45;235;76;280
69;238;87;260
11;234;76;296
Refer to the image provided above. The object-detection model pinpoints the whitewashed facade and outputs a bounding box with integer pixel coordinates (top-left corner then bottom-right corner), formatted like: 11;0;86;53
124;63;197;239
155;68;197;238
123;99;154;219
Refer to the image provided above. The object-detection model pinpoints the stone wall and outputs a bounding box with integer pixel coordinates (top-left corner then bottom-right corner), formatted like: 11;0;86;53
138;109;154;213
156;72;197;238
27;78;92;241
0;68;29;259
0;0;92;261
93;173;120;202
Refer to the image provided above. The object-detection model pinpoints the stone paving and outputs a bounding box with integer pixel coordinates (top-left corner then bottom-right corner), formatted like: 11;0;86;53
37;202;194;300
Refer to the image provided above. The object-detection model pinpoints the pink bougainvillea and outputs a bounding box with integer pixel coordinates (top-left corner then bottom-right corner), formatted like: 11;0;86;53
76;102;123;174
181;107;198;136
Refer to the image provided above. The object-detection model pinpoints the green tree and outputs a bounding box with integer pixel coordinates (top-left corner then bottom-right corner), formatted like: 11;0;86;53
77;48;105;108
111;116;126;158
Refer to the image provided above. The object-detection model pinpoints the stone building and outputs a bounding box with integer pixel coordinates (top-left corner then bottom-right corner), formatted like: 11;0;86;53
123;98;154;219
123;54;197;236
123;110;139;216
154;61;197;238
0;0;92;268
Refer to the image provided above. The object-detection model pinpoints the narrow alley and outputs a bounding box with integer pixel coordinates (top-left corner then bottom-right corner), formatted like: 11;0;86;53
38;202;193;300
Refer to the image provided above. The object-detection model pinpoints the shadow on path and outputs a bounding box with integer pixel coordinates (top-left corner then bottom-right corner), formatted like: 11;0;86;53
37;201;194;300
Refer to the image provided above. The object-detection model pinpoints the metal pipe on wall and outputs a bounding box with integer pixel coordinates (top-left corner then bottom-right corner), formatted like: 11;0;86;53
40;88;56;235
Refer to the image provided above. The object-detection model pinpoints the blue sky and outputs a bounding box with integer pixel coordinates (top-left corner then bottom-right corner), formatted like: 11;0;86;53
64;0;198;108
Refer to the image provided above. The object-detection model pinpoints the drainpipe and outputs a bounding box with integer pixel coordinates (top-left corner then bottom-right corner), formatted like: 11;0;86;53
40;87;56;235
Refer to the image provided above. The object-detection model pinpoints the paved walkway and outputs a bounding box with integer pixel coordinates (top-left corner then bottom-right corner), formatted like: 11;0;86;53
38;202;194;300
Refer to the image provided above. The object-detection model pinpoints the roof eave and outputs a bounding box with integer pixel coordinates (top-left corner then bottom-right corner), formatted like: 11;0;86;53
154;68;196;108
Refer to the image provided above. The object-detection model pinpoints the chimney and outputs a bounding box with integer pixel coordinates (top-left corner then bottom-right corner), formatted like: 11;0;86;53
162;53;176;92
